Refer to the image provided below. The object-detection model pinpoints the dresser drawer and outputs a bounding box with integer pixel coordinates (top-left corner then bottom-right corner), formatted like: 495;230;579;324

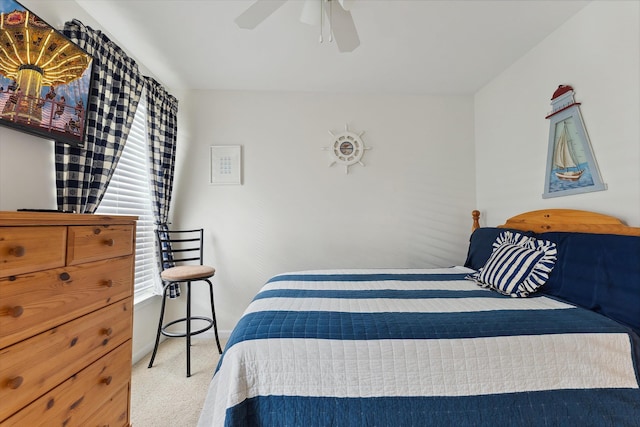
0;299;133;421
0;256;133;349
0;227;66;277
1;341;132;426
83;383;130;427
67;225;134;265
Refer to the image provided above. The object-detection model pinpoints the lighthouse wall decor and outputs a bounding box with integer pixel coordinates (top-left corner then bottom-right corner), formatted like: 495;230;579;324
542;85;606;199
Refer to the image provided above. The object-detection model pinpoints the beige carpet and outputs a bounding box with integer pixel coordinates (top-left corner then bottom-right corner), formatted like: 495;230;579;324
131;337;224;427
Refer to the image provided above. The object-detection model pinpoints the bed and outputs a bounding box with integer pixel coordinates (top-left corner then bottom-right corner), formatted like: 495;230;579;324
198;209;640;426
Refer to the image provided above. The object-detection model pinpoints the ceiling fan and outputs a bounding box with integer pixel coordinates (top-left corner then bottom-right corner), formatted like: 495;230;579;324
235;0;360;52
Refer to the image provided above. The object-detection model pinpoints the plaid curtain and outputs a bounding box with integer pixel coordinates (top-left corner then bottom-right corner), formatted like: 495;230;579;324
145;76;180;297
55;19;144;213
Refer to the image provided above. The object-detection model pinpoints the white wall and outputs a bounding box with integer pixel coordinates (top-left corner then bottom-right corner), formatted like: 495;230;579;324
0;127;57;210
171;91;476;332
475;1;640;227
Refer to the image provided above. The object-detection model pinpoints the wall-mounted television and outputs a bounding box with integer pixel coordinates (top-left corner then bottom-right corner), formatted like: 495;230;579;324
0;0;93;148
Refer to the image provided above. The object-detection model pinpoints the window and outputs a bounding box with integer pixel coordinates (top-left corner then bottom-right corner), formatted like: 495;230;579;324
96;94;159;302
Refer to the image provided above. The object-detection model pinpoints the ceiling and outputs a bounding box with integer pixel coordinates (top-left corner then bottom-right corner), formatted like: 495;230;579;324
74;0;590;95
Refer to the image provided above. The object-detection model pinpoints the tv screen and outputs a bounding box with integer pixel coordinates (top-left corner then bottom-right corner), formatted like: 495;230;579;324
0;0;93;147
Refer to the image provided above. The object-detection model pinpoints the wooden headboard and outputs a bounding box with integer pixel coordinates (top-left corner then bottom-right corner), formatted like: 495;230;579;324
472;209;640;236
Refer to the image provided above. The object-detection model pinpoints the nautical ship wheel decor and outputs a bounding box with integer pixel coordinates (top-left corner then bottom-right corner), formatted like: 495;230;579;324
323;124;371;174
542;85;606;198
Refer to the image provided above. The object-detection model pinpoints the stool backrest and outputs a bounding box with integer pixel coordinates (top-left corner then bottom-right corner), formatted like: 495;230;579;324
156;228;205;271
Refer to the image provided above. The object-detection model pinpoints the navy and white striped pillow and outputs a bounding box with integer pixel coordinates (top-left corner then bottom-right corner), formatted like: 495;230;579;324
468;231;557;297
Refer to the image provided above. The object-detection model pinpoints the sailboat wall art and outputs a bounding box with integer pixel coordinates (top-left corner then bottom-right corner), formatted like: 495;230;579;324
542;85;607;199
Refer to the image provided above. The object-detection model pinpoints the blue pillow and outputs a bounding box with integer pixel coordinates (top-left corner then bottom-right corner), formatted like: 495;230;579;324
468;231;557;297
538;231;640;335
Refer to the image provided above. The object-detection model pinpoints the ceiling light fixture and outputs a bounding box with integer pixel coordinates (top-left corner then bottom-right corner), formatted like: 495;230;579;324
236;0;360;52
301;0;330;44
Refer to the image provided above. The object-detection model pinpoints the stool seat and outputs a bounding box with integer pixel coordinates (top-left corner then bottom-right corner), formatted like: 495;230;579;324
161;265;215;281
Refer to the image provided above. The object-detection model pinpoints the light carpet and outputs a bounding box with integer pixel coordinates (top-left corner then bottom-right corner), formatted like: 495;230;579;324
130;337;224;427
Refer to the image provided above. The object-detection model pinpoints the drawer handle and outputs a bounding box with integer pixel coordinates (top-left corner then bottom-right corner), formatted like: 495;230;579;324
59;272;71;281
8;306;24;318
102;327;113;336
9;246;25;257
101;376;113;386
103;279;114;288
104;238;115;247
7;376;23;389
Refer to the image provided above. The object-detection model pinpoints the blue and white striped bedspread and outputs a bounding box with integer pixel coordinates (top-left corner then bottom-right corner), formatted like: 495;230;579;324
198;267;640;426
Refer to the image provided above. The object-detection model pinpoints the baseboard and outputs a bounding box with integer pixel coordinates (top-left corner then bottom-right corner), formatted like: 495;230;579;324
133;340;159;365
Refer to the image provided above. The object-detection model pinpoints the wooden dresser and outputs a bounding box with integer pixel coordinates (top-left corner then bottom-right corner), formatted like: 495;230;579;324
0;212;137;426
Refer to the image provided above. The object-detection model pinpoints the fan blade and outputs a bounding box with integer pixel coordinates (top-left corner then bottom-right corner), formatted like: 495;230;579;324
235;0;288;29
328;3;360;52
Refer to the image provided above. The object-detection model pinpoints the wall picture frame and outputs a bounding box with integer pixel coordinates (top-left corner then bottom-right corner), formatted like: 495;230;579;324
542;85;606;199
210;145;242;185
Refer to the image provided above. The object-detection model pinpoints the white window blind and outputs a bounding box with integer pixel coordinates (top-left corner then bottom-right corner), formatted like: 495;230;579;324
96;94;159;302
